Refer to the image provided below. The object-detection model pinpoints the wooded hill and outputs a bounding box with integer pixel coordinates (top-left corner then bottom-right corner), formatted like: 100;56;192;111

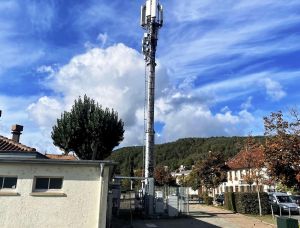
108;136;265;176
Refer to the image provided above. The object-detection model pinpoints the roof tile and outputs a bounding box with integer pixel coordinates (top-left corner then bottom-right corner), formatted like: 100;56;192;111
0;135;36;152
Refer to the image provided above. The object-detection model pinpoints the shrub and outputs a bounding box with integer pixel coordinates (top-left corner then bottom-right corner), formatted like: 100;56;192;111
234;192;270;215
224;192;236;212
204;196;213;205
199;192;213;205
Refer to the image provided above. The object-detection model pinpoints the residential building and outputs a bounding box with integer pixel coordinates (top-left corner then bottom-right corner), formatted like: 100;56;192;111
0;124;116;227
0;125;46;159
0;158;116;228
215;148;275;194
171;165;198;195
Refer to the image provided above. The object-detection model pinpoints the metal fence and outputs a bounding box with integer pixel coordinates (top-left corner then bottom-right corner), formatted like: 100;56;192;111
114;185;190;218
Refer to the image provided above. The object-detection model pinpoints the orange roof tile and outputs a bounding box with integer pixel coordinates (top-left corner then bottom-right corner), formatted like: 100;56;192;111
0;135;36;152
227;148;264;170
45;154;78;160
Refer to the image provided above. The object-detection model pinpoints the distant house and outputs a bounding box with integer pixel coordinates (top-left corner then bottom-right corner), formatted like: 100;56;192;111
215;148;275;194
171;165;198;195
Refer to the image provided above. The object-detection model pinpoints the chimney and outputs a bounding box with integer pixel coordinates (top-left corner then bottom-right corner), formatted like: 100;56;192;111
11;124;23;143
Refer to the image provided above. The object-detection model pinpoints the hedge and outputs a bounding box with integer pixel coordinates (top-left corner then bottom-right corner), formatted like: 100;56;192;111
234;192;270;215
224;192;236;212
225;192;270;215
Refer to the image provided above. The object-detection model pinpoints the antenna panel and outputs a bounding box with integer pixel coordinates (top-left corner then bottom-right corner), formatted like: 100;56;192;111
140;5;146;26
158;4;163;25
151;0;157;18
146;0;151;17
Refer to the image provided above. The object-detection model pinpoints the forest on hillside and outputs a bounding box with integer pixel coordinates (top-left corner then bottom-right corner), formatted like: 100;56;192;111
107;136;265;176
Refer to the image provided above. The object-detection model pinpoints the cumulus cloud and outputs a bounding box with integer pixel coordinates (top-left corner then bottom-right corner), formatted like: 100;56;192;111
27;43;260;151
29;43;169;147
156;103;255;143
27;96;62;128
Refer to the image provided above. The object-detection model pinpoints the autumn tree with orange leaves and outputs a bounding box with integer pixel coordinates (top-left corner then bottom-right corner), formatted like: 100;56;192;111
233;136;265;216
154;165;175;186
240;136;265;191
264;110;300;189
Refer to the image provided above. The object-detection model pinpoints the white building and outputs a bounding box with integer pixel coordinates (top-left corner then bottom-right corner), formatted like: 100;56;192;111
215;148;275;195
0;158;116;228
171;165;198;195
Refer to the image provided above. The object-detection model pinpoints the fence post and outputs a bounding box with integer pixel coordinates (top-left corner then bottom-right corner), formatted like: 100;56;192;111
288;207;291;218
271;205;274;219
279;206;282;217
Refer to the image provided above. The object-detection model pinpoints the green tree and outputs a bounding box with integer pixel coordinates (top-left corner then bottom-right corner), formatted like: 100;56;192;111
185;170;201;191
52;95;124;160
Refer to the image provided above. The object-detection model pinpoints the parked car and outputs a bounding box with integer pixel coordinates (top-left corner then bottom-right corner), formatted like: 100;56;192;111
268;192;300;214
215;193;224;206
290;195;300;206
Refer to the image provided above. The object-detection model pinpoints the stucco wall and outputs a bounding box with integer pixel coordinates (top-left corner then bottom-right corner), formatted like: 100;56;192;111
0;163;109;228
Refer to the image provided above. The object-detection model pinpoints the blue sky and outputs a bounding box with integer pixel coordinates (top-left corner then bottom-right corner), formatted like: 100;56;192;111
0;0;300;153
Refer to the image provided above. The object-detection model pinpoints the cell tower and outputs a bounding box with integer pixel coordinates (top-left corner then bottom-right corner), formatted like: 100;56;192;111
141;0;163;215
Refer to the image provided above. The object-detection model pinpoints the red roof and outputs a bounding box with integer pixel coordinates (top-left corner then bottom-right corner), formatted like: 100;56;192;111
0;135;36;152
227;147;264;170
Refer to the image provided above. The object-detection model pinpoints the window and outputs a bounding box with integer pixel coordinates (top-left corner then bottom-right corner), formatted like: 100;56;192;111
234;171;238;181
0;176;17;189
228;172;232;181
34;177;63;191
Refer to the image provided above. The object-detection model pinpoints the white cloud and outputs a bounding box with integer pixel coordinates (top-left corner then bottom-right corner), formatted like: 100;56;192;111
241;96;253;110
27;96;62;128
29;43;169;147
0;95;59;153
36;65;55;75
162;0;300;82
27;43;261;151
261;78;286;101
97;32;108;47
156;103;255;142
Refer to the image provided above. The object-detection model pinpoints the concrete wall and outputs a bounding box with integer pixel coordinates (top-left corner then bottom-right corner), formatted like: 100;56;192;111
0;163;110;228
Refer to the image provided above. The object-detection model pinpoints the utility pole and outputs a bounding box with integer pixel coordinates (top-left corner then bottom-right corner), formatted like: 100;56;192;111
141;0;163;215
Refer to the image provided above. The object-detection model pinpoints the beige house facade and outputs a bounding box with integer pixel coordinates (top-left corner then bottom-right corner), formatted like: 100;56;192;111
215;168;275;195
0;158;116;228
215;148;276;195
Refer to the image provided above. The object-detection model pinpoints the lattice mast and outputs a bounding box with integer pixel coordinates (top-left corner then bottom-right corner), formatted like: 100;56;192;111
141;0;163;182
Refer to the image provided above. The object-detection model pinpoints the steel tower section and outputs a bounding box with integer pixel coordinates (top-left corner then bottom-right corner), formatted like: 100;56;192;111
141;0;163;215
141;0;163;181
